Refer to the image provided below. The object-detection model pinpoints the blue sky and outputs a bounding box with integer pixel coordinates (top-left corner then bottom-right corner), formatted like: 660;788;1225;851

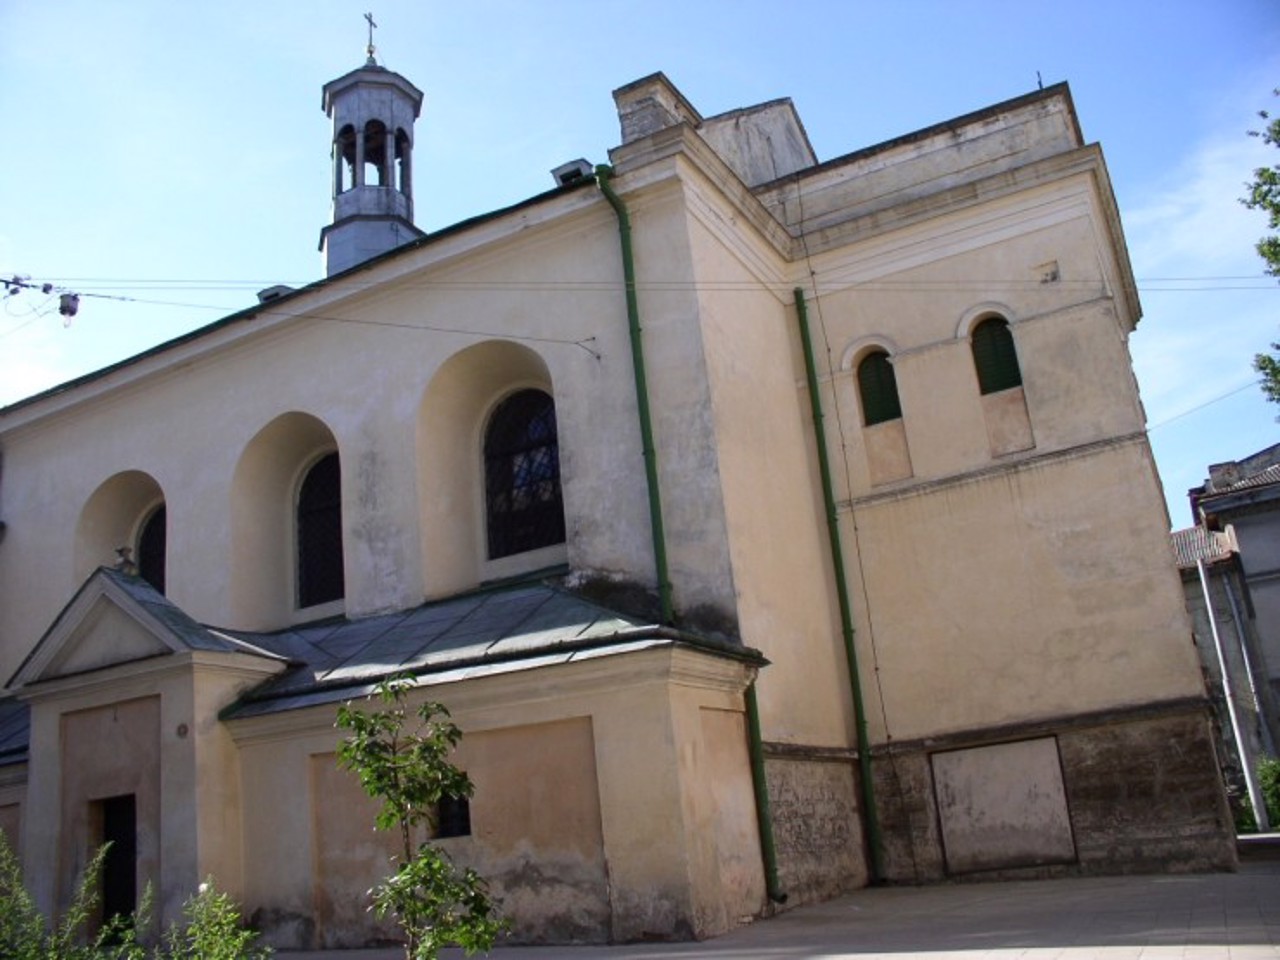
1;0;1277;526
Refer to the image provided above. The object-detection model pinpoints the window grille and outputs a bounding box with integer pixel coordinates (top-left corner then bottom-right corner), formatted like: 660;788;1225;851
857;350;903;426
436;795;471;838
298;452;344;607
137;505;166;595
484;390;565;560
971;318;1023;394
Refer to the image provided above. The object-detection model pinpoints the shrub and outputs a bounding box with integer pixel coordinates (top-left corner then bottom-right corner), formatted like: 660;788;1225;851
1260;757;1280;825
0;830;268;959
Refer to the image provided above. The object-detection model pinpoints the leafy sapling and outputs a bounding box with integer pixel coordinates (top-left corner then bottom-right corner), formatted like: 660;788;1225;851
336;676;502;960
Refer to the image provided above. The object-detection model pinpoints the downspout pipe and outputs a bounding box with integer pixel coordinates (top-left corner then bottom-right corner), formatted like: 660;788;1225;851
596;164;786;904
793;288;884;883
1222;568;1277;758
595;165;673;624
1198;558;1269;831
745;684;787;903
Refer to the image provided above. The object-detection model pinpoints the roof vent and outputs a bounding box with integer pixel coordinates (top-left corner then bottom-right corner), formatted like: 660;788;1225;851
551;159;593;187
257;285;295;304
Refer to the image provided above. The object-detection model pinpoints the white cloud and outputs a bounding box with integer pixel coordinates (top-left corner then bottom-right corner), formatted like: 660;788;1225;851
1126;126;1278;420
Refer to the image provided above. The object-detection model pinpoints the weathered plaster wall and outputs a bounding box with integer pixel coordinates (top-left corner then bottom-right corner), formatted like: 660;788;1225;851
458;717;610;944
618;176;740;627
59;697;161;916
849;440;1201;741
764;753;867;901
677;172;853;746
232;646;761;950
757;90;1083;239
309;752;410;949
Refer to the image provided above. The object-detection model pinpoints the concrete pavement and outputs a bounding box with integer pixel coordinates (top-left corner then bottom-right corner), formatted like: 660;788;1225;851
281;857;1280;959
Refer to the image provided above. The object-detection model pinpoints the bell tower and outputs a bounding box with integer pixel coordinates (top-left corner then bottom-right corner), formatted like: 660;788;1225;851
319;20;425;276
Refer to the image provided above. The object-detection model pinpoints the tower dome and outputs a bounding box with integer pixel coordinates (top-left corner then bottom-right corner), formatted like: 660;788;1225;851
318;50;425;276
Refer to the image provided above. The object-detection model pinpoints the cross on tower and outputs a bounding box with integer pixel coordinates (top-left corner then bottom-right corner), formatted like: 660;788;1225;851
364;12;378;62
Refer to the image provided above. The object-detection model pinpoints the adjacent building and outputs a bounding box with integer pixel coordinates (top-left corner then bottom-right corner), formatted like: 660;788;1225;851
1173;443;1280;825
0;52;1234;950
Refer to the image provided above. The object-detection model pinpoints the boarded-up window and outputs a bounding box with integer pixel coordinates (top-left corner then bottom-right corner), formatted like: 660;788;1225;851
971;317;1022;395
298;452;344;607
857;350;903;426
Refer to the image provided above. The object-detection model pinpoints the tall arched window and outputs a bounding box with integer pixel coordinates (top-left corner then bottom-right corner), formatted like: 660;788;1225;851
297;452;344;608
484;390;565;560
971;317;1022;395
857;350;903;426
137;505;166;594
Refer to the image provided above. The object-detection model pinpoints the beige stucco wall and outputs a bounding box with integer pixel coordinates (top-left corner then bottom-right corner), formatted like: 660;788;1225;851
58;696;161;916
847;439;1199;742
674;169;854;747
0;195;635;680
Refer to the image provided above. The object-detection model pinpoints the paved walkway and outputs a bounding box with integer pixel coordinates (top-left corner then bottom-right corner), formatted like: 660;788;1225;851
281;859;1280;959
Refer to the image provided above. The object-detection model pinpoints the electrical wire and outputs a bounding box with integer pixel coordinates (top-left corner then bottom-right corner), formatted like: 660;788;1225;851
1146;379;1266;431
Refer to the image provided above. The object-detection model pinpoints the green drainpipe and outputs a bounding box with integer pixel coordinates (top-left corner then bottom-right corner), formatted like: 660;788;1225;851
595;164;785;903
793;287;884;883
594;164;673;624
745;684;787;902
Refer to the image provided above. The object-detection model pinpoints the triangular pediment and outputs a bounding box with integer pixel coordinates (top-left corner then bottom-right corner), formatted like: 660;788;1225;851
11;568;214;689
46;597;173;678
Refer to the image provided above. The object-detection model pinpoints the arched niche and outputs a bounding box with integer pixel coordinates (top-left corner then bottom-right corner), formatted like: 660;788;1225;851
417;340;561;598
75;470;166;585
230;411;341;629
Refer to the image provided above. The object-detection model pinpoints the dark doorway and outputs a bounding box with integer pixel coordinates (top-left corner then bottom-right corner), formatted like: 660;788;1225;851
96;794;137;926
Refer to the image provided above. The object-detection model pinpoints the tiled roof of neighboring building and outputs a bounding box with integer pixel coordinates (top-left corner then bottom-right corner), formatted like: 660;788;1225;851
1213;463;1280;494
1170;525;1235;569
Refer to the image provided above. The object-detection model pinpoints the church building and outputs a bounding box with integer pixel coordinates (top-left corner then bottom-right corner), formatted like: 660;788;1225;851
0;44;1234;950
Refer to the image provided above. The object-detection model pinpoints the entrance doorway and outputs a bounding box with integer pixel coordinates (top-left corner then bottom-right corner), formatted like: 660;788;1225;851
93;794;137;924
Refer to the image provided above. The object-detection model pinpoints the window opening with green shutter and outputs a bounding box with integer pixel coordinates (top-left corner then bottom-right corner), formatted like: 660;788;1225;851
857;350;903;426
971;317;1022;394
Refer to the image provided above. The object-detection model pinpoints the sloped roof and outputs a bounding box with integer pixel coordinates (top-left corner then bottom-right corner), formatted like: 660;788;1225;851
12;567;760;726
8;567;289;690
1170;526;1235;570
1211;462;1280;495
221;580;753;719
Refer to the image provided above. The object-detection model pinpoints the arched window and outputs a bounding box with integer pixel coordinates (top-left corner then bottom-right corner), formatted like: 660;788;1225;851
334;124;356;194
971;317;1022;395
484;390;565;560
297;452;344;608
137;505;166;594
364;119;389;186
857;350;903;426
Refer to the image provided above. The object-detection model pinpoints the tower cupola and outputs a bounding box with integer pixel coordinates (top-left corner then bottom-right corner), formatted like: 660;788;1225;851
318;31;425;276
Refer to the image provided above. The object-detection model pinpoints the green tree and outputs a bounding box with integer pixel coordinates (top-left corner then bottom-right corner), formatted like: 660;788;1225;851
1243;91;1280;405
335;677;501;960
